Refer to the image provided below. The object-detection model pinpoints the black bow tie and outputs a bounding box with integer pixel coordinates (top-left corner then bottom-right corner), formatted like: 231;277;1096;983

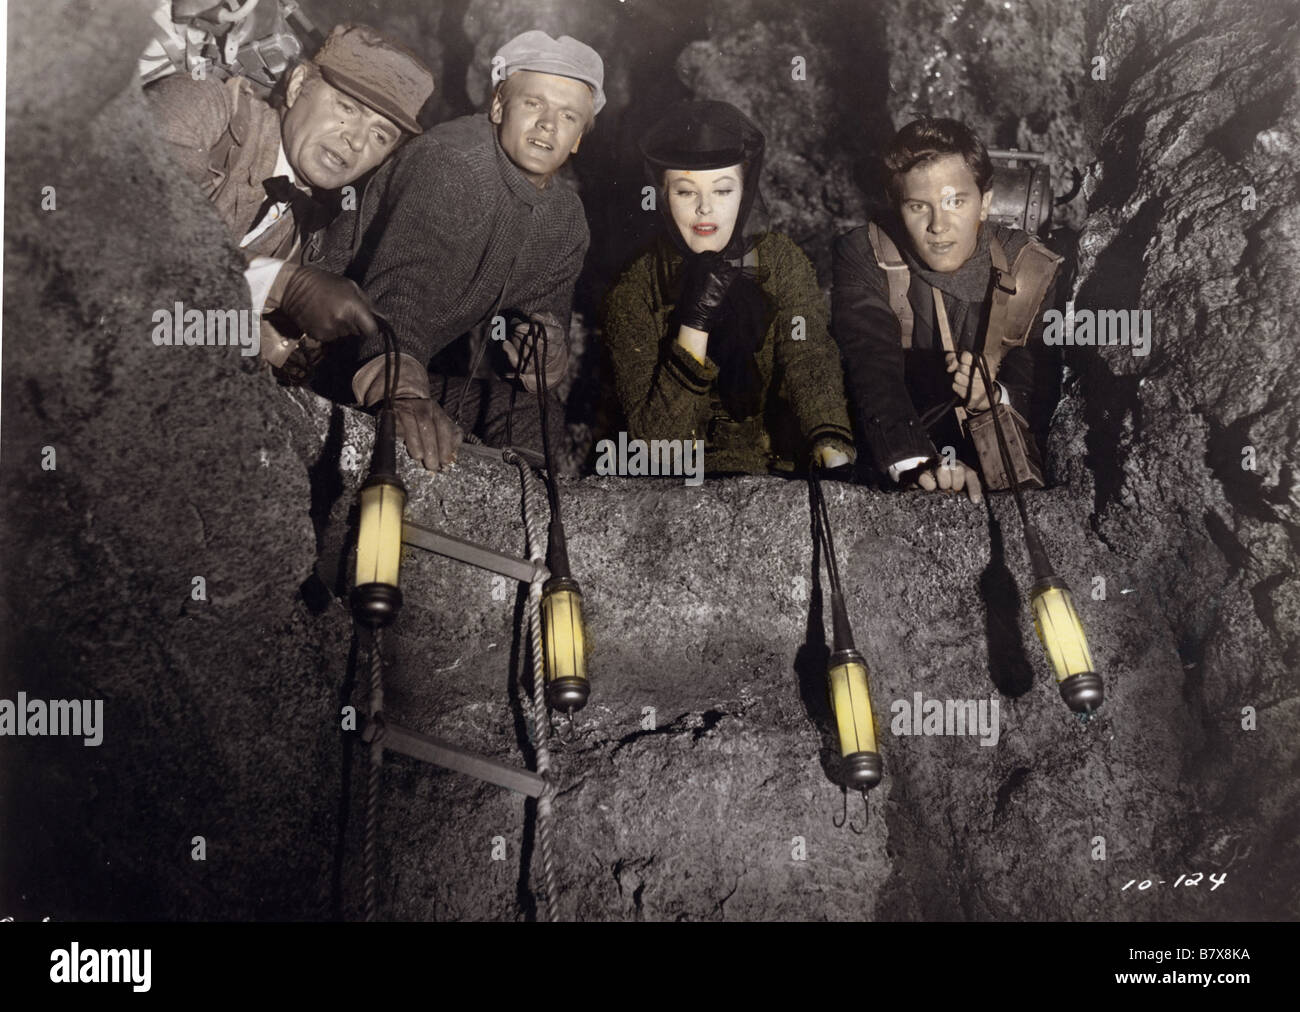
256;175;341;236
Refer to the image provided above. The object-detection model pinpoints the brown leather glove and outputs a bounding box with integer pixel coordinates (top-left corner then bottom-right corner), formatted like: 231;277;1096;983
353;354;462;472
277;264;379;344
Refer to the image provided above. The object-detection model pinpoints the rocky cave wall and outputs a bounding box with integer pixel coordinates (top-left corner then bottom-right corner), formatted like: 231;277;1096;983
2;0;1296;921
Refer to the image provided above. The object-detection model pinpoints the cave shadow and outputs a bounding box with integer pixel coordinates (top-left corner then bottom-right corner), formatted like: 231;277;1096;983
791;475;851;796
1069;198;1163;519
300;403;353;610
434;0;475;120
330;625;365;921
506;576;539;922
978;498;1035;699
818;2;898;234
297;402;357;920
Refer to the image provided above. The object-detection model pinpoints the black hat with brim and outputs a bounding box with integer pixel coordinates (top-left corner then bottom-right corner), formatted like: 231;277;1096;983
639;100;765;172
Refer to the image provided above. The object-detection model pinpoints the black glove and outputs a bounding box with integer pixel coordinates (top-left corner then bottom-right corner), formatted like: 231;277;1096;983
677;251;742;333
278;265;379;344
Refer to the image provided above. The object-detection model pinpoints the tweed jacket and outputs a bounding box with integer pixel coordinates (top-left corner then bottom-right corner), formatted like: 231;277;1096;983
599;232;856;475
309;113;591;372
146;74;297;261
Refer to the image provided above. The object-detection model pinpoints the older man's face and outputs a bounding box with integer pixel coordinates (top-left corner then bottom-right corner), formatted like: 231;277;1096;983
490;70;592;189
898;153;993;273
281;66;401;190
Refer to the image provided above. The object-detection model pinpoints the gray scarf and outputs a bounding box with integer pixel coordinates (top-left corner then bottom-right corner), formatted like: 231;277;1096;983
902;223;994;351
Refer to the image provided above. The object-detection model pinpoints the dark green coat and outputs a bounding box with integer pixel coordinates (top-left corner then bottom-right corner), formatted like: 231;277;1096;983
599;232;856;474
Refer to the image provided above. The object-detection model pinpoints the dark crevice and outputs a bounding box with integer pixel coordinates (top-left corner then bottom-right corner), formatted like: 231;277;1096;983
612;855;655;919
1249;570;1292;645
692;708;726;741
1072;197;1165;519
1206;84;1292;163
1178;629;1209;726
610;711;690;755
1204;406;1286;525
1235;206;1284;302
305;405;351;603
24;377;50;422
1089;112;1153;210
993;766;1032;822
1203;509;1251;576
980;503;1035;699
609;707;731;754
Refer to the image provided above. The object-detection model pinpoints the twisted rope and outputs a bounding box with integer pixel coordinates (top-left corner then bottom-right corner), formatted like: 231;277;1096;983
503;447;560;923
363;627;386;922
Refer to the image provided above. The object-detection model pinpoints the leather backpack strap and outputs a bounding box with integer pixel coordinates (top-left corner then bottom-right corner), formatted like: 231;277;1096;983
1001;238;1064;348
867;222;914;349
980;235;1017;379
932;288;967;431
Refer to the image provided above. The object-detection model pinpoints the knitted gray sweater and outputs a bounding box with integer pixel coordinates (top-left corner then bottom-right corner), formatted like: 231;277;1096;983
310;113;590;367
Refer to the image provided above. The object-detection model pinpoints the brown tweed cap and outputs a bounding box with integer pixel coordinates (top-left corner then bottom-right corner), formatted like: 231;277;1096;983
313;23;435;135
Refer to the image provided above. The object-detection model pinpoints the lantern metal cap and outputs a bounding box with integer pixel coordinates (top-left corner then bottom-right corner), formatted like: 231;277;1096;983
547;677;590;713
842;751;882;790
828;647;867;671
543;575;582;597
351;583;404;628
1030;573;1071;596
1059;672;1104;713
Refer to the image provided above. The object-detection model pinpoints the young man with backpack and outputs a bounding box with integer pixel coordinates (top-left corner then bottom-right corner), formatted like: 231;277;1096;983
146;22;434;369
831;118;1063;503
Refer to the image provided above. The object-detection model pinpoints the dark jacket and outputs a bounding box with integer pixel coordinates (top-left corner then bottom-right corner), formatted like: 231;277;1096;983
831;221;1059;476
599;232;855;474
146;74;297;261
310;113;590;372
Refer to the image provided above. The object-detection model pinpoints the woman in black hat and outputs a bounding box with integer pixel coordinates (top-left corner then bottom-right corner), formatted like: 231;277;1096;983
598;100;856;475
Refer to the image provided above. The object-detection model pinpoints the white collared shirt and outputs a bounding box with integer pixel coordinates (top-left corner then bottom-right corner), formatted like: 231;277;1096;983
241;142;301;315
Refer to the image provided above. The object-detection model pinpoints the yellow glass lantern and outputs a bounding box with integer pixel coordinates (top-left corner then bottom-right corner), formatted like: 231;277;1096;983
1031;577;1103;713
827;646;882;789
542;576;589;713
351;408;405;627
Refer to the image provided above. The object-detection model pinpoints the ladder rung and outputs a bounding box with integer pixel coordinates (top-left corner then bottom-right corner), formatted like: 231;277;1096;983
375;719;545;798
402;520;547;585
